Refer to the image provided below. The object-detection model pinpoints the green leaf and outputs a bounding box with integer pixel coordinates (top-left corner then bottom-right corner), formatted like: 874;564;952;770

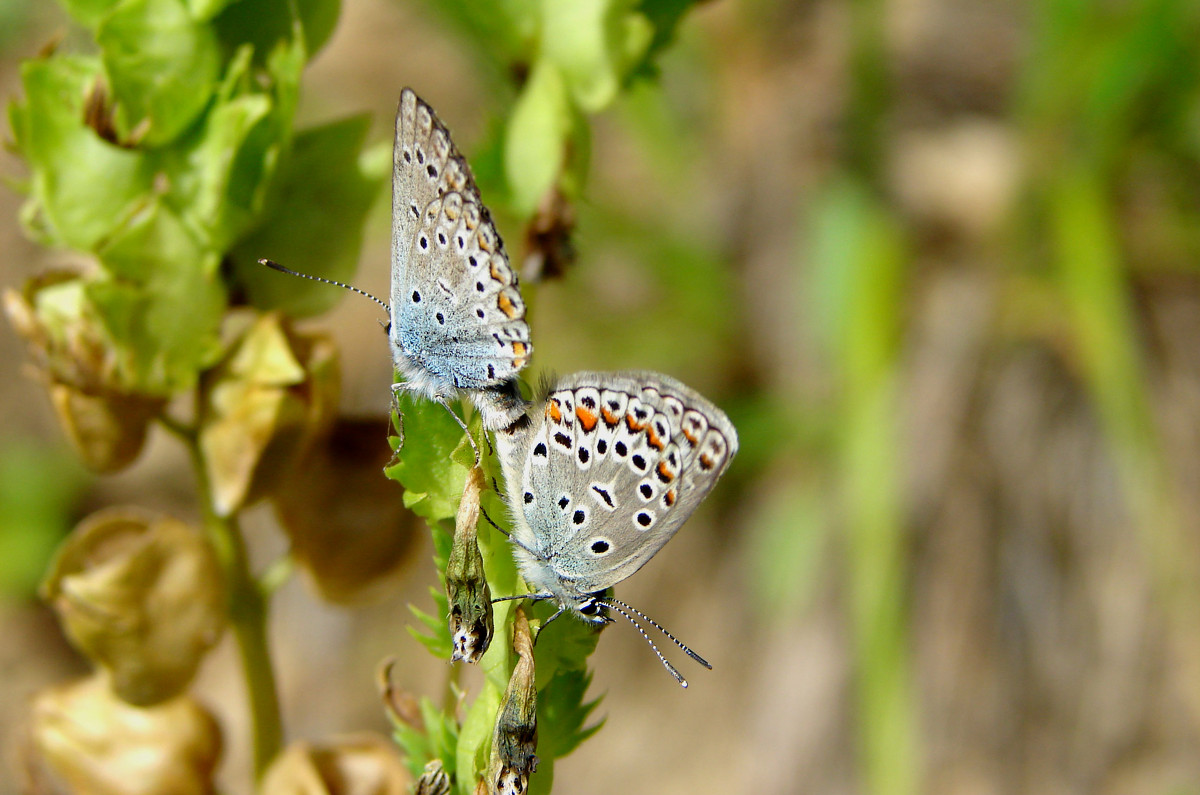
385;395;472;522
97;0;223;146
212;0;340;64
159;45;278;252
57;0;123;28
10;56;154;251
536;667;603;759
232;114;384;317
504;59;573;216
394;696;459;780
456;679;503;795
91;200;226;394
542;0;632;113
408;591;453;659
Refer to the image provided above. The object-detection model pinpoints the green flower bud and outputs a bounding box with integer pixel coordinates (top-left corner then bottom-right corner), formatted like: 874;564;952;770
199;313;339;516
489;608;538;795
446;466;493;663
40;508;225;705
30;672;221;795
4;275;164;472
259;734;409;795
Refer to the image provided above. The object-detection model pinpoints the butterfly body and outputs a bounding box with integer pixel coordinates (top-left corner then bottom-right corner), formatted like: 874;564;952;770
389;89;531;429
495;371;738;624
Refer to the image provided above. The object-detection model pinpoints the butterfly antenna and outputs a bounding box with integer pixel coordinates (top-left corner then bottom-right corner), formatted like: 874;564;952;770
479;505;510;538
258;259;390;313
607;596;712;670
601;599;689;688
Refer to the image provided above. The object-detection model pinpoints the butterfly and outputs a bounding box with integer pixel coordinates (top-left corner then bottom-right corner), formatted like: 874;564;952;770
493;371;737;686
262;88;532;435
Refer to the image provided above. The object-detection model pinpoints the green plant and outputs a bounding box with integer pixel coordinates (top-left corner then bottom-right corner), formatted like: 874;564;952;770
6;0;709;792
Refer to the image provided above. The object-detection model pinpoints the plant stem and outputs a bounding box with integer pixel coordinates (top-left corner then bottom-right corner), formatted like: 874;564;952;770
168;415;284;779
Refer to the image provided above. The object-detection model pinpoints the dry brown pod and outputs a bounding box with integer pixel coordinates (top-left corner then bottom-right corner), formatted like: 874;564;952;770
40;507;225;706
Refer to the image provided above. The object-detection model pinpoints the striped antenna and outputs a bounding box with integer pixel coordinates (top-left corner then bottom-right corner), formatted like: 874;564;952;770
258;259;390;313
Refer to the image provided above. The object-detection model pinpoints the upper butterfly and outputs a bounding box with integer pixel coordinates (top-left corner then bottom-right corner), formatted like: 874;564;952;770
389;88;532;429
494;371;738;686
260;89;532;432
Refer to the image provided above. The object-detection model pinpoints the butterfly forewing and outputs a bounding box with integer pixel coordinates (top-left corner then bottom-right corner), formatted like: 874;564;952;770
388;88;532;425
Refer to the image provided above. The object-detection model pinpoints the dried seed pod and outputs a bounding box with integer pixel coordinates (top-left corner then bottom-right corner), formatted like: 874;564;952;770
259;734;409;795
40;508;225;706
446;466;493;663
489;608;537;795
198;313;339;516
414;759;451;795
29;672;221;795
4;276;165;472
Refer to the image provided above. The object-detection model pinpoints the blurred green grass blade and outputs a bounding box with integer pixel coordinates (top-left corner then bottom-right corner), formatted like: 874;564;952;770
809;177;916;795
0;440;87;599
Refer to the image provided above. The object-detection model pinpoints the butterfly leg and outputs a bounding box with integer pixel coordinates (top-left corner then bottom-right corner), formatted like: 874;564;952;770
435;396;481;466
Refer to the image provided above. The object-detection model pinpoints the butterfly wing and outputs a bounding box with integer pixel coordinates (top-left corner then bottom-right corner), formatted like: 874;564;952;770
389;90;532;422
501;371;737;596
390;87;481;307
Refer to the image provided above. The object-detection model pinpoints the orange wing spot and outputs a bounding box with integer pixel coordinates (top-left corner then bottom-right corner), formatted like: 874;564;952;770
576;407;598;432
479;234;495;253
498;292;518;318
626;413;646;433
656;461;675;482
699;453;714;471
512;341;527;357
490;263;506;283
546;400;562;423
601;407;620;427
683;427;699;444
665;489;677;507
646;426;666;451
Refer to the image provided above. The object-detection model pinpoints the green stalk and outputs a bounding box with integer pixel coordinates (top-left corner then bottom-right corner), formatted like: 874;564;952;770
163;415;284;779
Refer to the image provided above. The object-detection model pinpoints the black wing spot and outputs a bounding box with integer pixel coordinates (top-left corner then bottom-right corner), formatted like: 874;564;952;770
469;255;478;267
419;235;428;250
437;232;447;246
457;236;465;249
523;491;534;504
533;442;547;457
572;510;586;525
592;486;613;507
632;454;647;471
476;308;485;319
558;495;570;509
436;312;445;325
596;439;608;455
410;203;419;218
553;432;571;448
411;290;421;303
427;164;438;178
636;512;652;527
614;441;628;457
591;539;609;554
416;148;425;164
639;483;653;499
476;281;485;292
487;364;496;379
578;448;590;464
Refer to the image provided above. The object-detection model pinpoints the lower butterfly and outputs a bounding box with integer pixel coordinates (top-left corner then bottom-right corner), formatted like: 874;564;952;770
493;370;737;686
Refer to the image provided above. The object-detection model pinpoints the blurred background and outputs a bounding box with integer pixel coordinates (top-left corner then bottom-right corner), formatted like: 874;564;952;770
5;0;1200;793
